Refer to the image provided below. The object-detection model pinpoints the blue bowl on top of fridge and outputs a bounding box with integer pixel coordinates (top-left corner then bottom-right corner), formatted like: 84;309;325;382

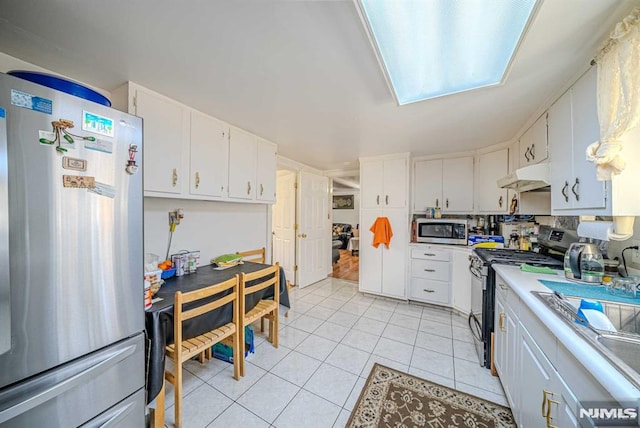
7;70;111;106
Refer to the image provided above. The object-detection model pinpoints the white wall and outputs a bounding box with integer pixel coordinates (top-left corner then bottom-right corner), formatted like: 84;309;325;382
0;52;111;98
144;198;269;265
332;190;360;228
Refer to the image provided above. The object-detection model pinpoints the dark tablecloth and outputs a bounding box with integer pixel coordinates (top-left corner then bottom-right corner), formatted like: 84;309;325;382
144;263;290;403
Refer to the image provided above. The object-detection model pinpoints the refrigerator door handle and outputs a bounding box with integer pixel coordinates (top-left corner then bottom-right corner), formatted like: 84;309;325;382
0;343;136;424
0;110;10;356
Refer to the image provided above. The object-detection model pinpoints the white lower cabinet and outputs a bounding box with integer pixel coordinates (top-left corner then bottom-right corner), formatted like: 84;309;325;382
359;208;407;299
495;273;608;427
409;245;451;305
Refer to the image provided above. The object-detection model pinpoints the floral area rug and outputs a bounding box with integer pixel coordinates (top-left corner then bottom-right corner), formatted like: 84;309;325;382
347;364;516;428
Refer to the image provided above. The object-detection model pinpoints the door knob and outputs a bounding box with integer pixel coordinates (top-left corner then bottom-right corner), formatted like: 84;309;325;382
297;233;307;238
302;233;307;238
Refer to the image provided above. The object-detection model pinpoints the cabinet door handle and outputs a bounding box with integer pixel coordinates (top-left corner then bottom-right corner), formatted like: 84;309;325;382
423;268;435;272
435;198;439;208
546;397;559;428
446;198;449;208
376;195;380;205
498;196;503;208
247;181;252;195
499;313;506;332
195;172;200;189
571;178;579;201
424;253;436;256
498;283;508;291
385;195;389;205
541;390;548;418
524;146;531;162
530;143;535;160
423;289;435;293
260;183;264;196
172;168;178;187
561;181;569;203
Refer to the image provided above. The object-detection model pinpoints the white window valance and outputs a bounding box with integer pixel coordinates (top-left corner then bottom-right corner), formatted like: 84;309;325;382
586;8;640;181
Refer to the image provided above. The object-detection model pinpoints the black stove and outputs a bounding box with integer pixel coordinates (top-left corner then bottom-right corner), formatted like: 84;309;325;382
473;248;565;268
468;227;574;369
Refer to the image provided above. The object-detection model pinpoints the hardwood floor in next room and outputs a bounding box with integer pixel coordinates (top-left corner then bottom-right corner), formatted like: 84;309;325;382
330;250;358;282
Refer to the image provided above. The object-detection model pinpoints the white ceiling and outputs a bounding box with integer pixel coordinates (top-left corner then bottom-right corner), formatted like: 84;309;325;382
0;0;637;170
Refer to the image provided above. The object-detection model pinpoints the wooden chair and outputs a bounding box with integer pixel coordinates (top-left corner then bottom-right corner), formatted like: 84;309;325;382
164;276;241;428
239;263;279;377
236;247;266;263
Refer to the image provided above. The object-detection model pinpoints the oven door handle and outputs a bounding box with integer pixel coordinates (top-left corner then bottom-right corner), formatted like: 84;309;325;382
469;265;483;280
468;312;483;342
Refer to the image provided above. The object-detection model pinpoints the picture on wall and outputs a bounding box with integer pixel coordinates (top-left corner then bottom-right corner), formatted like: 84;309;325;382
333;194;354;209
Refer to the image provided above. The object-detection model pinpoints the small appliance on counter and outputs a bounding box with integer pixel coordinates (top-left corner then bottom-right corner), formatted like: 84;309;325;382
415;218;467;245
564;243;605;284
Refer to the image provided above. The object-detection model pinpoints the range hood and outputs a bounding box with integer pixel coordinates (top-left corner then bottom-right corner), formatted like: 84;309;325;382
497;163;550;192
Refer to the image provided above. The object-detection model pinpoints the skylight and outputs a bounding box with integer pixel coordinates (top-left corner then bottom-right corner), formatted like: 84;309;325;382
357;0;538;105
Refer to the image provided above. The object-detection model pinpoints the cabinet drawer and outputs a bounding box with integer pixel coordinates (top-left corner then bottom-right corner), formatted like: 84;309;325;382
410;278;451;304
411;248;450;261
411;259;450;281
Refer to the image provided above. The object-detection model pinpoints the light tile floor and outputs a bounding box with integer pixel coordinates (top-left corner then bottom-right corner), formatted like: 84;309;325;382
159;278;508;428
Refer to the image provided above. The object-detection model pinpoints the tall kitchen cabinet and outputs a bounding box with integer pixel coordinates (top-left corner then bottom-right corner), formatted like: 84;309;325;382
413;157;474;213
359;154;409;299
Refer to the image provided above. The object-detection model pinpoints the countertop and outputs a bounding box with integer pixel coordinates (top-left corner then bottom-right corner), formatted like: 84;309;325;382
493;265;640;402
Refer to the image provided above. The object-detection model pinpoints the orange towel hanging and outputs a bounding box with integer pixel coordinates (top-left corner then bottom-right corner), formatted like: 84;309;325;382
370;217;393;248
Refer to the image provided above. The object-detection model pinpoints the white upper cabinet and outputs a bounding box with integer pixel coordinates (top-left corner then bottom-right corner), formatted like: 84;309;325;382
256;139;277;202
383;157;408;208
442;157;474;212
361;157;407;209
476;148;509;213
549;68;607;213
518;114;548;167
413;159;442;212
228;127;258;200
134;88;187;195
189;111;228;198
113;82;278;204
413;157;473;213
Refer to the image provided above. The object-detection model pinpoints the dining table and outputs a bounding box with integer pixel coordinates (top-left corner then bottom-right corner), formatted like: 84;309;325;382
144;262;290;405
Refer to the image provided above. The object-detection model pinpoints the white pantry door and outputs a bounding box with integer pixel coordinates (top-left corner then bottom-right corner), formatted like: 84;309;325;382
297;171;330;288
272;170;297;285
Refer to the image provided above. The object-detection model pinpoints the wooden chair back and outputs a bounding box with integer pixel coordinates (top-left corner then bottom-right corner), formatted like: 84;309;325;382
238;263;279;376
166;276;240;428
236;247;266;263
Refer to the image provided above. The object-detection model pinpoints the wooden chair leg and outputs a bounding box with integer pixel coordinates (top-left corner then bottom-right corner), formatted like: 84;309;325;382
152;380;165;428
272;310;279;348
239;325;246;377
233;328;241;380
198;351;206;364
206;347;212;360
174;361;183;428
260;317;265;332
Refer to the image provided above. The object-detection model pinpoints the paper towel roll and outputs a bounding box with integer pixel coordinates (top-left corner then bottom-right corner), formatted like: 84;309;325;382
577;219;634;241
577;221;614;241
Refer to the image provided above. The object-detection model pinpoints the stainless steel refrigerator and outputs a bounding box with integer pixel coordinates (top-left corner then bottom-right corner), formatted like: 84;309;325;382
0;73;145;427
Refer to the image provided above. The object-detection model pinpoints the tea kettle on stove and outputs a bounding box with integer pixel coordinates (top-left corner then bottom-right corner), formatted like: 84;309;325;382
564;243;604;283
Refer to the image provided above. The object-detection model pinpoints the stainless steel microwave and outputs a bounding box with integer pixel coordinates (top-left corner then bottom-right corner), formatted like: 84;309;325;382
416;219;468;245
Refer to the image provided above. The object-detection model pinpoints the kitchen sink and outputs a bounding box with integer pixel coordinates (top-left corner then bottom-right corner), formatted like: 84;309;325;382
596;333;640;374
533;291;640;388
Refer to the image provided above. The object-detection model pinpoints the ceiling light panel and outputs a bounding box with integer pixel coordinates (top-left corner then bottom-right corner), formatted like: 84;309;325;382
358;0;538;105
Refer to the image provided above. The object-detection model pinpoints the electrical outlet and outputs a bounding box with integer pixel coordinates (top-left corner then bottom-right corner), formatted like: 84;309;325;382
632;240;640;264
168;211;178;226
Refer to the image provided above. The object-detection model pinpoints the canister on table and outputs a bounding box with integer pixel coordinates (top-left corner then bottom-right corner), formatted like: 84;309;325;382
172;253;187;276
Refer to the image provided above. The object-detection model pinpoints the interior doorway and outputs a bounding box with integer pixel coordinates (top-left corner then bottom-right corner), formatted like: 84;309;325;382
329;174;360;282
272;169;331;288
